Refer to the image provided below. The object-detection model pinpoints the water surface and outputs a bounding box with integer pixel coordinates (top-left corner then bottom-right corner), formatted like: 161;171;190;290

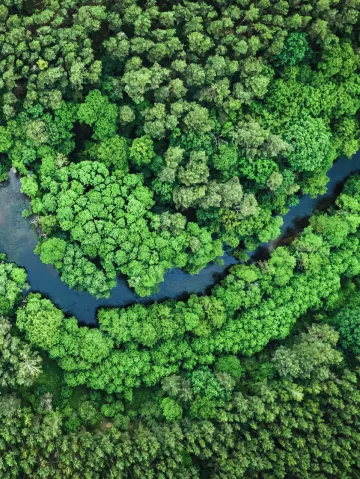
1;153;359;323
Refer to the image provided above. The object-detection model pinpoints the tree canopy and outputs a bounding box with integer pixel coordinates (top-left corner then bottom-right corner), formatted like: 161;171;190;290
1;1;360;477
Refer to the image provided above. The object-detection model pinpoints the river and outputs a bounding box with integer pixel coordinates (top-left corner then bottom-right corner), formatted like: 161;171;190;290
1;153;360;324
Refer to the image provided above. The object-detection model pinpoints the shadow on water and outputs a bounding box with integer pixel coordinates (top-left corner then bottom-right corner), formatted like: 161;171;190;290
1;152;360;324
250;155;360;262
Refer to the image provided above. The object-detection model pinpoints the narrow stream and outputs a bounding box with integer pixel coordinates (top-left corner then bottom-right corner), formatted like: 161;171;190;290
1;153;360;324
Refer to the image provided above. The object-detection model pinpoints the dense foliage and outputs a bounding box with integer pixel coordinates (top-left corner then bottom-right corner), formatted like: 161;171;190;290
2;280;360;478
14;175;360;399
0;0;360;294
1;0;360;477
33;160;222;297
0;255;28;315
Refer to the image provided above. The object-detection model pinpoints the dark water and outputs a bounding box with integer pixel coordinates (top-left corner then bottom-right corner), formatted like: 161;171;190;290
252;153;360;260
1;153;360;324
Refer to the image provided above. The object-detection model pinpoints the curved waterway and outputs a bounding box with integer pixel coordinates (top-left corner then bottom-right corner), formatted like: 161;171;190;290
1;153;360;324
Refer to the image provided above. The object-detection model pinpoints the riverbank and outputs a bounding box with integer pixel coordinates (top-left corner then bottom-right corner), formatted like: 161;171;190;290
1;152;360;323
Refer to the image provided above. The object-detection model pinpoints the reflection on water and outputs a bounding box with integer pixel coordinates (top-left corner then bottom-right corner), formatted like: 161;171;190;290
0;153;360;324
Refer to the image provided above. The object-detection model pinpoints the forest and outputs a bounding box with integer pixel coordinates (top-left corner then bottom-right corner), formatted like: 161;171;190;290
1;0;360;477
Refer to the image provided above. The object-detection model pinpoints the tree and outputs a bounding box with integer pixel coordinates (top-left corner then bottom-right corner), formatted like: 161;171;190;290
284;116;334;172
161;398;183;421
0;259;28;316
215;355;243;379
87;135;128;173
276;33;312;66
35;238;67;269
178;151;209;186
331;307;360;355
16;294;64;350
0;316;42;388
129;135;155;166
1;1;360;474
272;324;342;380
0;126;12;152
119;105;135;124
33;160;221;297
78;90;118;141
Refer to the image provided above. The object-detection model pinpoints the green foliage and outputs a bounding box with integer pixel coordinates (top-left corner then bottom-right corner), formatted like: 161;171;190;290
272;323;342;380
1;2;360;476
215;355;243;379
0;259;28;315
33;160;221;297
331;307;360;355
50;317;114;376
4;102;77;174
284;116;334;172
129;135;155;167
17;293;64;350
0;0;358;251
35;238;67;269
78;90;118;141
119;105;135;125
1;320;360;478
0;126;12;152
87;135;128;173
276;33;312;66
161;397;182;422
0;315;42;388
22;175;360;397
20;175;39;198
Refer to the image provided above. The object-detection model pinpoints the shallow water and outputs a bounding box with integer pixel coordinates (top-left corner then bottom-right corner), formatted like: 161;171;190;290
0;153;359;324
